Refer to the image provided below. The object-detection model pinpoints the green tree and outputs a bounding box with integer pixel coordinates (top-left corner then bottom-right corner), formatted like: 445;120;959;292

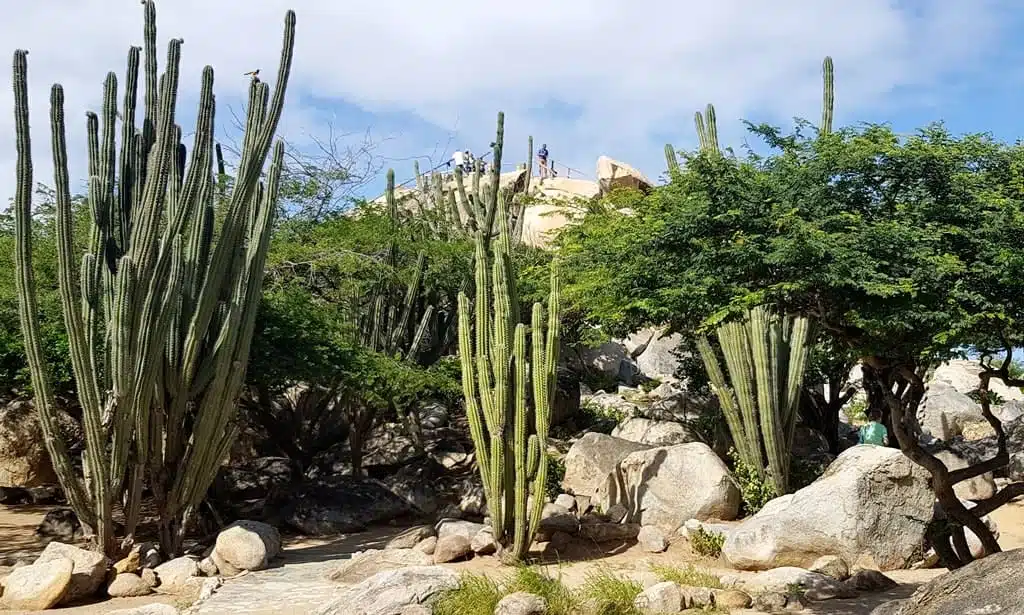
559;117;1024;567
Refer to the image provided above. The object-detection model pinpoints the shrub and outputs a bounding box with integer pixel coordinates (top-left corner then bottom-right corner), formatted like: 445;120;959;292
650;564;723;589
688;527;726;559
579;399;627;434
729;449;778;515
844;399;868;424
545;455;567;501
433;573;503;615
578;568;644;615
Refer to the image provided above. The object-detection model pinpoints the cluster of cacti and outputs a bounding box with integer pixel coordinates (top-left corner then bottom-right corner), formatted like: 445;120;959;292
456;130;560;559
697;306;811;495
398;114;535;246
11;1;295;555
663;55;835;172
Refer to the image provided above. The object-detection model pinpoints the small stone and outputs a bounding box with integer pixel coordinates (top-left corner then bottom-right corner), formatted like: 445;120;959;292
433;535;472;563
638;525;668;553
198;556;219;577
471;527;497;555
810;555;850;581
712;588;752;609
680;585;713;608
153;556;200;594
606;503;628;523
114;549;142;575
387;525;435;550
107;572;153;597
140;568;159;588
494;591;548;615
414;536;437;555
0;557;73;611
554;494;577;511
753;591;788;611
847;568;898;592
634;581;683;613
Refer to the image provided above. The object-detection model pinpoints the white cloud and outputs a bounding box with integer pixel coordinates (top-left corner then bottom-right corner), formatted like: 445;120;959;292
0;0;1014;205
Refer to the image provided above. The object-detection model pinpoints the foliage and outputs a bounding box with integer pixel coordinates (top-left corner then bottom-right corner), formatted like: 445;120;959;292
545;454;567;501
433;567;579;615
845;399;868;424
688;526;727;558
433;573;503;615
729;449;777;516
578;568;644;615
650;564;723;589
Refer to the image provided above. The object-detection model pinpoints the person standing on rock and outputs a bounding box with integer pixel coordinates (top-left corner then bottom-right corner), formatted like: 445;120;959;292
858;408;889;446
538;143;550;180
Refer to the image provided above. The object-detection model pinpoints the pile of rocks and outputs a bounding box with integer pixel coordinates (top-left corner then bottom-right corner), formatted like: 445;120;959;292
0;520;280;611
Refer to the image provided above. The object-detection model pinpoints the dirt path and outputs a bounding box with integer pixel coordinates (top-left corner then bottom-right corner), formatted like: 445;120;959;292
4;497;1024;614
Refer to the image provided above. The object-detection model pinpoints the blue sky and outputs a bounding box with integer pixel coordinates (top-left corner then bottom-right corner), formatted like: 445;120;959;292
4;0;1024;206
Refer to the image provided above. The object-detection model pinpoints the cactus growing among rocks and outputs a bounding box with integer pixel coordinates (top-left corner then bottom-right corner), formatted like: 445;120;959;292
456;129;560;559
697;306;810;495
11;1;295;555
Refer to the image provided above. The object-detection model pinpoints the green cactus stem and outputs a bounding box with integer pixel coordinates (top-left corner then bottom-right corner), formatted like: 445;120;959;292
11;1;296;556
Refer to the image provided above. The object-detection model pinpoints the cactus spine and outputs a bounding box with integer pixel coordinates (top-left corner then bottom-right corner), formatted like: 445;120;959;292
698;306;810;495
456;135;560;559
11;2;295;556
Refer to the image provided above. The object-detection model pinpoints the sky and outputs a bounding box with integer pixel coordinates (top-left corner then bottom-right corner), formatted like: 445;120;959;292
3;0;1024;207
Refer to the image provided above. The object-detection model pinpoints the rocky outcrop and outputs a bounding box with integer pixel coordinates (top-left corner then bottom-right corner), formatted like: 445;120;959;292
271;476;415;535
597;442;741;532
314;566;459;615
918;381;989;441
34;541;108;604
622;327;684;382
561;432;650;498
871;548;1024;615
0;557;73;611
611;417;696;446
596;156;653;195
0;400;58;487
325;549;433;585
930;360;1024;403
723;445;933;571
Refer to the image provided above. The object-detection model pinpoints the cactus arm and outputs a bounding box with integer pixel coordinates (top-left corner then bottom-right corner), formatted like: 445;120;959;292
11;50;94;524
665;144;680;174
821;56;834;136
511;323;530;559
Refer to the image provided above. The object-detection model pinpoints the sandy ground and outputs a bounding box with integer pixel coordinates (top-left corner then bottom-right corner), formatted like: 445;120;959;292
2;497;1023;614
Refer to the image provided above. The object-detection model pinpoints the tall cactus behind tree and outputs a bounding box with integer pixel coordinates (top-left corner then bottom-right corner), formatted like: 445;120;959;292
697;306;811;495
11;1;295;556
456;166;560;561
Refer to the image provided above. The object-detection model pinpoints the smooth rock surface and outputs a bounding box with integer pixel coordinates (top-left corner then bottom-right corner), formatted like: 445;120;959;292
35;540;108;604
597;442;741;531
561;432;650;498
724;446;933;571
0;557;73;611
314;566;459;615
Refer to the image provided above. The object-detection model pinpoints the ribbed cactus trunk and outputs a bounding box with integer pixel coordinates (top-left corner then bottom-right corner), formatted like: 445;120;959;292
11;1;295;556
456;140;560;560
698;306;810;495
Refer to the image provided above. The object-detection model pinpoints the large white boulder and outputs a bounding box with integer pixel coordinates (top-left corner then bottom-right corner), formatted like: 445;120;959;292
918;381;989;441
597;442;741;532
561;432;650;498
611;417;697;446
314;566;459;615
723;445;933;571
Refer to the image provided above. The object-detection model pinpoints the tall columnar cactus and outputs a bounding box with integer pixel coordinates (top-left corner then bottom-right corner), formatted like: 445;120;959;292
11;2;295;556
695;104;720;155
697;306;810;495
821;56;834;136
456;179;560;561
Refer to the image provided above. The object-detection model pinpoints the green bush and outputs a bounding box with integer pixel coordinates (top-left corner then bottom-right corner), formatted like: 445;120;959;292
650;564;723;589
729;449;778;516
545;454;567;501
434;567;579;615
688;527;726;559
578;568;644;615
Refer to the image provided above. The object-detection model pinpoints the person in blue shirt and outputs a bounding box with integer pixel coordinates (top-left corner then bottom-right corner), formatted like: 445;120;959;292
537;144;549;179
858;408;889;446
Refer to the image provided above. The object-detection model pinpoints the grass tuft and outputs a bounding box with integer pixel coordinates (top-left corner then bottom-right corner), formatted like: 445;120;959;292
578;567;644;615
650;563;723;589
